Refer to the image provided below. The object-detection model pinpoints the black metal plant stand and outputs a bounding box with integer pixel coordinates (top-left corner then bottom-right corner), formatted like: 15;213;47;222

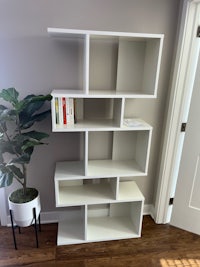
9;207;41;250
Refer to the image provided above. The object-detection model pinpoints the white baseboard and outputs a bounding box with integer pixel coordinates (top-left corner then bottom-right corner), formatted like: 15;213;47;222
6;204;156;226
143;204;155;220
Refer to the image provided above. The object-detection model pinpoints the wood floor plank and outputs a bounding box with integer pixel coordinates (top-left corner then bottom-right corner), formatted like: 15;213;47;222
0;216;200;267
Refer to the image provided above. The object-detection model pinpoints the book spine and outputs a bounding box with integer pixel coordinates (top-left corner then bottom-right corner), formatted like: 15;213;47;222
55;97;59;125
62;97;67;125
58;97;63;127
69;98;74;125
66;98;74;125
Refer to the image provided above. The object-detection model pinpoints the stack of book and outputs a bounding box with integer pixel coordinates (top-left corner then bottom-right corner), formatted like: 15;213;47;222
54;97;75;126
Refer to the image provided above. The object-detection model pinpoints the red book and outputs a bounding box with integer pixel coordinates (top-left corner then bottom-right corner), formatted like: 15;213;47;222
62;97;67;125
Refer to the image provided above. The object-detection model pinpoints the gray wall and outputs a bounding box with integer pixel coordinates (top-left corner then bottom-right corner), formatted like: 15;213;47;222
0;0;180;212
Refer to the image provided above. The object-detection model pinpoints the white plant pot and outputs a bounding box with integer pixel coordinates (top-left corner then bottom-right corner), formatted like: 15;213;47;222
8;191;41;227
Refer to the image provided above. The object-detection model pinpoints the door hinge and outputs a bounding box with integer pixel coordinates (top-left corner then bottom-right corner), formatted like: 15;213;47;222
169;198;174;205
181;123;187;132
197;26;200;38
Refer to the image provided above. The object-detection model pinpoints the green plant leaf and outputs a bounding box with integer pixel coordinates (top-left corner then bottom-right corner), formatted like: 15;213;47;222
0;108;16;121
13;131;48;156
7;164;24;179
0;105;7;111
22;140;46;151
22;131;49;141
14;94;52;113
29;94;52;103
0;164;14;187
0;140;16;155
0;88;19;106
20;110;51;129
0;123;7;133
11;154;31;164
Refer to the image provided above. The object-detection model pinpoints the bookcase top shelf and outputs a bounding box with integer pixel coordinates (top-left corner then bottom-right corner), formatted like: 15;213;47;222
47;27;164;40
49;28;164;99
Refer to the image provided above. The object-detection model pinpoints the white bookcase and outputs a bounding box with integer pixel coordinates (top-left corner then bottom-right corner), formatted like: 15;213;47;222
49;28;163;245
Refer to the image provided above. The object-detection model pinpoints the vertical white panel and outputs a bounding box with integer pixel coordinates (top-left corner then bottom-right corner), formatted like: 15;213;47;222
85;131;88;176
109;177;118;199
84;34;90;94
113;98;123;127
84;205;87;240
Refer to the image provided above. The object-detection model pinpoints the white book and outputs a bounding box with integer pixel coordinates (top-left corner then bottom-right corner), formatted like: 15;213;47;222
58;97;63;126
66;98;74;125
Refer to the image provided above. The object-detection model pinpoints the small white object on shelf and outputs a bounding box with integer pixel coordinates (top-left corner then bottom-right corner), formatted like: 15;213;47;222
123;118;144;127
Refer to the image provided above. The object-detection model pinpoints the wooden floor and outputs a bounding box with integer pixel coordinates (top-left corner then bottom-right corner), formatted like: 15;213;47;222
0;216;200;267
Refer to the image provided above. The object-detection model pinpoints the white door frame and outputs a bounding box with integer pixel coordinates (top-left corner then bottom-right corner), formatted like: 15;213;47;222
155;0;200;223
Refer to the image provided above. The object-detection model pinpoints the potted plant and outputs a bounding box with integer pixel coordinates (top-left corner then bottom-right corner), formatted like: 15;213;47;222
0;87;52;227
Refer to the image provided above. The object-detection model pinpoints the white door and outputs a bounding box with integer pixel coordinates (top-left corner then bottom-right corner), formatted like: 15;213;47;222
170;51;200;234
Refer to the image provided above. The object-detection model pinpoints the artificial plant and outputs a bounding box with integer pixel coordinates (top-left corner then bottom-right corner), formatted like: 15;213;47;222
0;88;52;203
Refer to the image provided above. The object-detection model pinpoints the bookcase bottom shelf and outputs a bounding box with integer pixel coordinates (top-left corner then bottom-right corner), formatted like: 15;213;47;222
57;217;140;246
57;215;142;246
87;216;140;241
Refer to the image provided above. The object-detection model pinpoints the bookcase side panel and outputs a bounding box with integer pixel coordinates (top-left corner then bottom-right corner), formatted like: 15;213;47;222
135;130;151;173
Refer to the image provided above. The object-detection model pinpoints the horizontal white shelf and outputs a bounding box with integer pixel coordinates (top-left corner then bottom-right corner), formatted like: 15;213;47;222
57;183;115;207
56;179;143;207
51;89;156;99
48;27;164;39
87;159;146;177
57;216;139;245
54;160;147;180
87;216;139;241
54;161;85;180
53;119;119;132
52;119;152;132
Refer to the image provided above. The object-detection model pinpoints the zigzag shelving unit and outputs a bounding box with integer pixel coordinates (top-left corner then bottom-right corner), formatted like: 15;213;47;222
49;27;163;245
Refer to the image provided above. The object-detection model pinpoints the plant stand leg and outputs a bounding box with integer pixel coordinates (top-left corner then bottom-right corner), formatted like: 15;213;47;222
18;226;21;234
9;210;17;250
38;213;41;232
33;208;39;248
